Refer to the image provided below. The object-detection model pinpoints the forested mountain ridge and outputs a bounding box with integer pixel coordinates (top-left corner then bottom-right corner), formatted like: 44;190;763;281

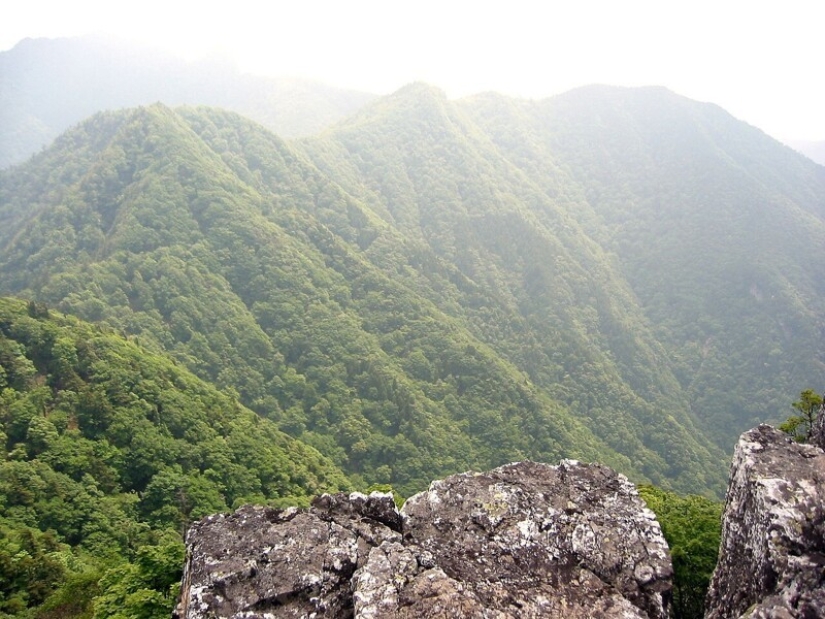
456;85;825;449
299;83;728;489
0;35;375;168
0;103;664;497
2;83;824;502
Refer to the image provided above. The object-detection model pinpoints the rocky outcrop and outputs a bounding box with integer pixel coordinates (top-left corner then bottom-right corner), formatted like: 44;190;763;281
175;492;402;618
705;424;825;619
175;460;672;618
810;403;825;451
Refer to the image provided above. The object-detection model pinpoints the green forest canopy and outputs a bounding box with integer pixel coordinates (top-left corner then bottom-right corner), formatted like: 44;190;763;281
2;68;825;619
1;99;780;498
0;297;348;617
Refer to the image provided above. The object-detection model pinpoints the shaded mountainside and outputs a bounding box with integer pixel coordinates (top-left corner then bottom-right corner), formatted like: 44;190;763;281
0;103;653;495
456;85;825;450
0;35;375;168
785;139;825;167
300;83;731;492
0;296;348;617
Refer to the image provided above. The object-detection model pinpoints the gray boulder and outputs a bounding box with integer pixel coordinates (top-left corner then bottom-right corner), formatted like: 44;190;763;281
705;425;825;619
174;493;401;618
176;460;673;618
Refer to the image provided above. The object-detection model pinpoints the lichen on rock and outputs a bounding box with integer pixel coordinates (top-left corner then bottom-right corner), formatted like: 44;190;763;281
175;460;673;618
704;424;825;619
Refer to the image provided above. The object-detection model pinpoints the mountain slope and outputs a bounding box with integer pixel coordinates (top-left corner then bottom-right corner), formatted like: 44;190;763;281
7;85;819;496
300;83;729;490
0;35;375;168
0;103;670;496
0;295;349;616
457;85;825;448
784;139;825;166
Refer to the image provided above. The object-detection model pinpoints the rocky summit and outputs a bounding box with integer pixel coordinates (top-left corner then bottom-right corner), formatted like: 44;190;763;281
705;425;825;619
175;460;672;618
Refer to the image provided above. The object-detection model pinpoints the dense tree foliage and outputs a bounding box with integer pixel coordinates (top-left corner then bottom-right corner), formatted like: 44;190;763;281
639;485;723;619
3;82;825;500
0;103;683;496
459;86;825;451
0;297;348;617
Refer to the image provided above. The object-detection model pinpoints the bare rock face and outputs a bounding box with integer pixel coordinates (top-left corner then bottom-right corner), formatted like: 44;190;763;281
705;425;825;619
175;493;402;618
176;461;673;618
393;460;672;618
810;404;825;451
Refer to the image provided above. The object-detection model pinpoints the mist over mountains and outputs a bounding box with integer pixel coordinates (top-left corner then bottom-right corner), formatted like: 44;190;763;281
3;33;825;495
0;35;374;168
786;139;825;166
3;35;825;501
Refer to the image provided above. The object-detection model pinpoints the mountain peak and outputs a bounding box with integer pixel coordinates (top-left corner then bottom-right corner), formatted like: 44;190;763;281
328;81;456;140
391;81;448;100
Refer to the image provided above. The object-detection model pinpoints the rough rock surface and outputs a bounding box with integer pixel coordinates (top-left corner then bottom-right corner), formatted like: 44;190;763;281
705;425;825;619
175;492;402;618
176;460;672;618
810;404;825;451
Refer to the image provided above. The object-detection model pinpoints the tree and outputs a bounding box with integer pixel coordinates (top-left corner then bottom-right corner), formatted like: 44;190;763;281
779;388;823;442
639;485;722;619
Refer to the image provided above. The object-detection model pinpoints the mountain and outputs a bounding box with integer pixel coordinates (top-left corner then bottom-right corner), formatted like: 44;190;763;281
0;35;375;168
299;83;734;485
3;83;824;501
784;139;825;166
0;103;647;494
297;80;825;458
0;296;348;617
454;85;825;448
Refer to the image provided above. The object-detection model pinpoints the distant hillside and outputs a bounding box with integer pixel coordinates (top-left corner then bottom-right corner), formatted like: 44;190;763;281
456;85;825;448
300;83;734;489
3;84;824;500
0;98;724;493
0;35;375;168
784;138;825;166
0;105;664;493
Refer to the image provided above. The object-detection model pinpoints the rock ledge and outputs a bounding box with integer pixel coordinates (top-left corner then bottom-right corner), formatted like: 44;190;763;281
176;460;672;618
705;425;825;619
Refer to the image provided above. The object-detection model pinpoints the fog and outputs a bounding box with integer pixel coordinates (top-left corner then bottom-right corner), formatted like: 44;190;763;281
4;0;823;140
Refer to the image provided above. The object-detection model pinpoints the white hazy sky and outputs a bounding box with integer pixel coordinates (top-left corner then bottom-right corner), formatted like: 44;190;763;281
3;0;823;140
